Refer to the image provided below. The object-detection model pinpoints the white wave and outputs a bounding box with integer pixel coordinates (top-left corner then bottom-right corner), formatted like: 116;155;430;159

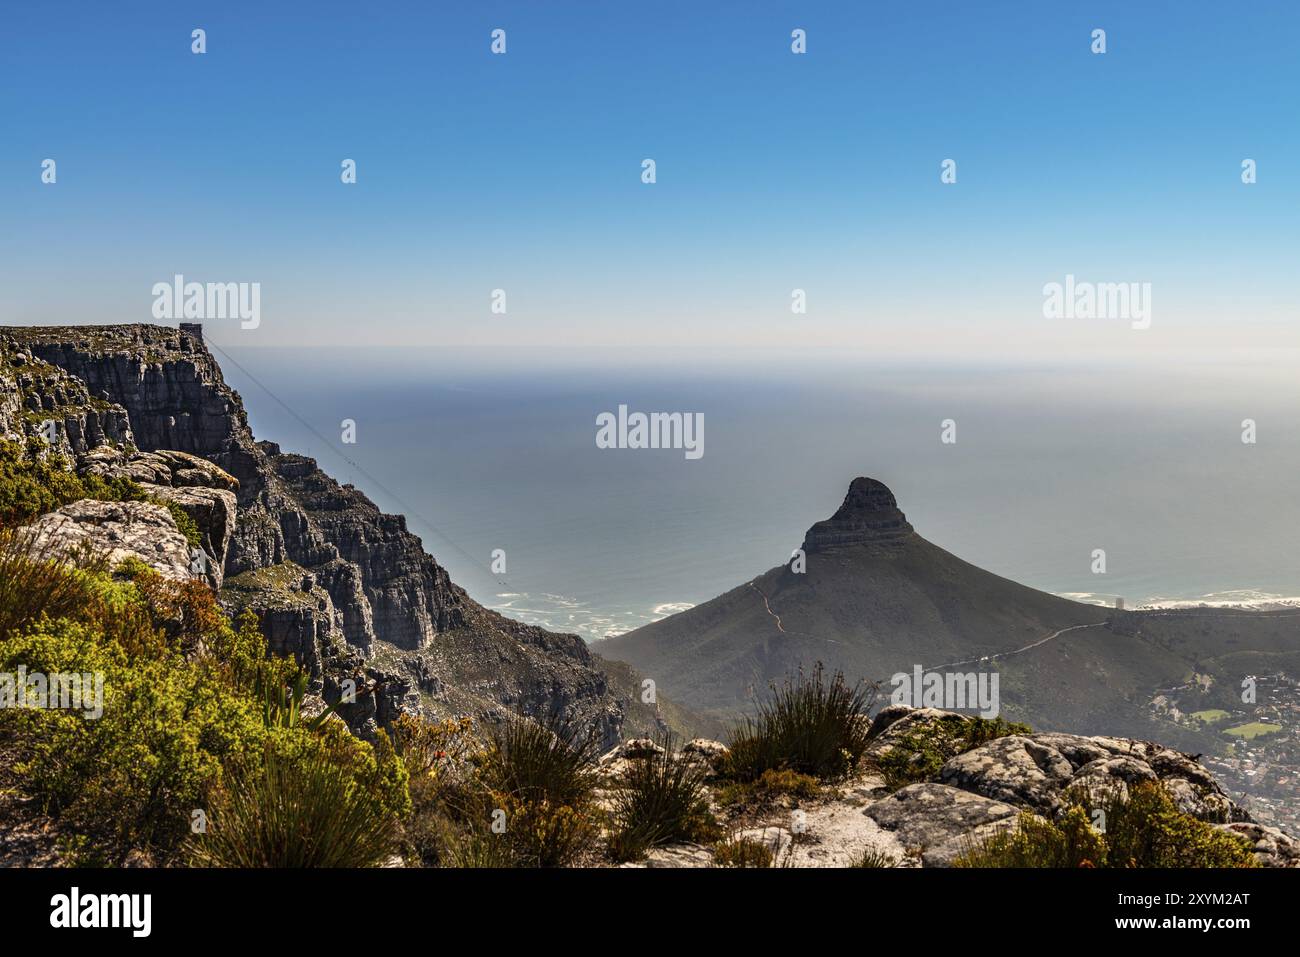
1057;589;1300;612
1055;582;1300;613
1057;592;1120;607
1138;590;1300;611
652;602;695;617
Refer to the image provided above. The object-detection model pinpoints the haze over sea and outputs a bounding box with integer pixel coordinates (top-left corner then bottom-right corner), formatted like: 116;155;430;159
218;346;1300;644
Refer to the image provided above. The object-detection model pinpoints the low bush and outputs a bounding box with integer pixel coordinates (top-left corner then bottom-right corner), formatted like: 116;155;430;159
724;665;874;781
954;783;1256;868
712;834;773;868
5;617;270;864
0;437;144;528
714;767;821;808
478;713;599;809
464;714;602;867
188;746;402;867
607;734;719;862
392;715;487;866
490;793;599;868
0;526;101;641
1;529;414;867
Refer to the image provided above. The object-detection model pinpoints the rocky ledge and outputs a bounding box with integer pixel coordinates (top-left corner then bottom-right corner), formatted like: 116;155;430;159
20;499;195;582
617;706;1299;868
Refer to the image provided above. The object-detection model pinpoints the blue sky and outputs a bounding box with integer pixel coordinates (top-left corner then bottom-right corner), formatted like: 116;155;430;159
2;1;1296;361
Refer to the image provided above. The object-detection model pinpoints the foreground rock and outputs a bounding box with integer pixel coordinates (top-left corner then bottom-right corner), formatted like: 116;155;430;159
621;707;1299;868
20;499;194;581
78;445;239;589
940;732;1244;823
864;782;1021;867
1220;821;1300;868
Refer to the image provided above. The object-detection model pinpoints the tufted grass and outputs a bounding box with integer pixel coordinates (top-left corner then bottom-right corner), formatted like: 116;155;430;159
723;665;875;782
606;733;719;862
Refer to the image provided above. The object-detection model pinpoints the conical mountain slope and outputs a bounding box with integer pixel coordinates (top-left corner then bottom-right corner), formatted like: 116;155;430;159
600;478;1180;736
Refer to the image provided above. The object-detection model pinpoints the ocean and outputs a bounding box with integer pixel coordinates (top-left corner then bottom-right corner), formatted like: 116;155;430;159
214;346;1300;643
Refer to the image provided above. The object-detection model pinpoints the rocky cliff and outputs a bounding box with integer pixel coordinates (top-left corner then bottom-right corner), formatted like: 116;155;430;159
0;323;678;747
802;477;915;553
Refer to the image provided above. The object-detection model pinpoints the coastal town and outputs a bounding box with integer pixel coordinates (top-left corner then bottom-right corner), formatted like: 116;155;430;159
1154;672;1300;834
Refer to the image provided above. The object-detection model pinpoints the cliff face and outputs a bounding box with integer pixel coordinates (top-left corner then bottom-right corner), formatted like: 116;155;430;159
0;331;134;457
0;323;674;747
802;477;914;553
263;444;466;649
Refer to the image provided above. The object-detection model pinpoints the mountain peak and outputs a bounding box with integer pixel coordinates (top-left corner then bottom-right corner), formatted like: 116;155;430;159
802;476;914;552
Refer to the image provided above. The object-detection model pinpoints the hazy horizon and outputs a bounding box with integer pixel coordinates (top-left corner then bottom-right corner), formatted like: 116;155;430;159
202;345;1300;642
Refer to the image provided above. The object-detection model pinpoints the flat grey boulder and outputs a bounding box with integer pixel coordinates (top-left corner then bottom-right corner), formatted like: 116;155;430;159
864;782;1021;867
940;731;1240;822
939;735;1075;812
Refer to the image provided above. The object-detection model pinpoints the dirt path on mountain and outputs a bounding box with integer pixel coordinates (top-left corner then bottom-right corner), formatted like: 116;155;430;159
748;581;785;633
920;622;1104;674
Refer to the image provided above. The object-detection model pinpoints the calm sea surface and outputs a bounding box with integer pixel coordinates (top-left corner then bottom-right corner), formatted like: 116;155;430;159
216;347;1300;642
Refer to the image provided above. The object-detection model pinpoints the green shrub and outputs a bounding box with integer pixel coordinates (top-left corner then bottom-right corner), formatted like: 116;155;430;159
187;747;402;867
1;543;413;867
477;714;599;809
392;715;487;866
0;439;90;527
954;805;1105;868
724;666;873;782
254;667;344;733
1097;782;1256;867
954;783;1256;868
714;767;822;808
160;500;202;549
607;734;719;862
0;438;144;529
491;794;599;868
471;714;601;867
712;834;773;868
3;616;270;864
